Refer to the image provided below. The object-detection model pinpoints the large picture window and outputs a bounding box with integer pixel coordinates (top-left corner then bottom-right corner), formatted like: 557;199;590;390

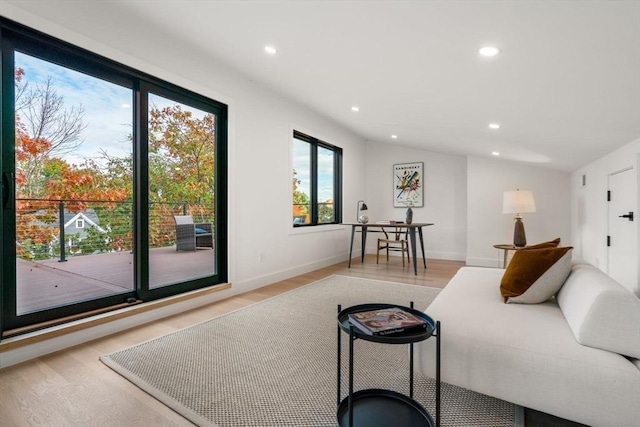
292;130;342;226
0;19;227;335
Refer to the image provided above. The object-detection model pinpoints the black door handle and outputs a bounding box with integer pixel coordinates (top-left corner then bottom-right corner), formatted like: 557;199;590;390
2;172;13;209
618;212;634;221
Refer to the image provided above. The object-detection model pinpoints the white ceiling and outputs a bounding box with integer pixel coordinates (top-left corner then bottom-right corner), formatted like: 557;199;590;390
4;0;640;172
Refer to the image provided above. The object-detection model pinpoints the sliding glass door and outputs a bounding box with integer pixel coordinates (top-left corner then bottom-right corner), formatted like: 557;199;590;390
1;19;227;335
147;92;217;289
11;51;135;317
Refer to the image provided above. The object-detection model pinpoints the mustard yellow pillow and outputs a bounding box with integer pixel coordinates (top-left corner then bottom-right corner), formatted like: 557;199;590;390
500;247;573;303
524;238;561;249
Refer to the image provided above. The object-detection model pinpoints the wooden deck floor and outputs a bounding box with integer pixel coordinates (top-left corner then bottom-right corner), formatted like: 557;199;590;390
16;246;215;315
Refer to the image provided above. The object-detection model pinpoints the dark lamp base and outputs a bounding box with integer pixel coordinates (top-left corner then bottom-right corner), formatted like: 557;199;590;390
513;218;527;247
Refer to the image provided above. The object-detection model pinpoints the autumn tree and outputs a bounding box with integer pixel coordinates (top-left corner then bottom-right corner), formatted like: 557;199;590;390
292;169;310;223
148;104;216;246
15;70;87;199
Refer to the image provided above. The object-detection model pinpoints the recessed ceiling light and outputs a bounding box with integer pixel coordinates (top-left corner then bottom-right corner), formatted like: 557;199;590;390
492;151;501;156
264;46;277;55
479;46;500;57
351;106;360;112
488;123;501;129
391;135;398;139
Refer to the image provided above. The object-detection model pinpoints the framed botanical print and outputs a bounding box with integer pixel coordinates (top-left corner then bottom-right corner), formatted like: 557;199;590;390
393;162;423;207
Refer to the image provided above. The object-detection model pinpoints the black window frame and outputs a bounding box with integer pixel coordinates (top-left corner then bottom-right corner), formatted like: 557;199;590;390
292;130;342;227
0;18;228;335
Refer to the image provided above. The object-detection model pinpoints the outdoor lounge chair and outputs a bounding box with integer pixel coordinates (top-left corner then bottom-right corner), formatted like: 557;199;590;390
174;215;213;251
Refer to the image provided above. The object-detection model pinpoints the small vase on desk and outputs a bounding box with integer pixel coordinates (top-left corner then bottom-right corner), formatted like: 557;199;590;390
405;207;413;224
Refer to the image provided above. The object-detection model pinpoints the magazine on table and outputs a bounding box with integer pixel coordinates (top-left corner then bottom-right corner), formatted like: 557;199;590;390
348;306;426;336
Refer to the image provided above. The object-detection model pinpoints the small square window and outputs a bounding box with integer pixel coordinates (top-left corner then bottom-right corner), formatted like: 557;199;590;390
76;219;85;228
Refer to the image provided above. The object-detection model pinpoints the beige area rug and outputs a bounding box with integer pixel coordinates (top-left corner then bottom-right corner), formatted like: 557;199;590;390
100;275;524;427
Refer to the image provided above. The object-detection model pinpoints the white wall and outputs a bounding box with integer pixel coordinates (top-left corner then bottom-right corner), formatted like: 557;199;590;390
363;142;467;260
466;156;572;267
571;139;640;295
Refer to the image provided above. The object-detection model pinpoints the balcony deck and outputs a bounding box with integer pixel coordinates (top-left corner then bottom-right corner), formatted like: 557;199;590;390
16;246;215;315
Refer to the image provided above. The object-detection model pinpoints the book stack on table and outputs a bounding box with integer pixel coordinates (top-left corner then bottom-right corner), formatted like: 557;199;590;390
348;306;427;336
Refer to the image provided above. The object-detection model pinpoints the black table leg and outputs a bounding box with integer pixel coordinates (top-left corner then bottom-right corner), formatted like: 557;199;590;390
361;226;367;263
409;227;417;275
418;226;427;269
348;226;355;268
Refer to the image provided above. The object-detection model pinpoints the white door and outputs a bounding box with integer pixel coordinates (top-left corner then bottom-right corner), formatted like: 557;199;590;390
608;167;638;295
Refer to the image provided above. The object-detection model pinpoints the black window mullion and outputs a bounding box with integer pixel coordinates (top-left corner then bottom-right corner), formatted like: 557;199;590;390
333;146;343;223
135;83;149;299
310;142;318;224
1;30;18;332
215;113;228;283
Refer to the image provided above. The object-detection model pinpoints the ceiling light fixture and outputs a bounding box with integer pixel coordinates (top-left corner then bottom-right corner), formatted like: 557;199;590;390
351;106;360;112
479;46;500;57
489;123;501;129
264;46;277;55
391;135;398;139
492;151;500;156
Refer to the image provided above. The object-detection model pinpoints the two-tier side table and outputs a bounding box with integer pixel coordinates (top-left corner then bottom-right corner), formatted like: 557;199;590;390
336;302;441;427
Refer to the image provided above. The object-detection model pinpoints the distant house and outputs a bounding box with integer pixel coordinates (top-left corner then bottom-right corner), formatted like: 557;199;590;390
62;209;107;240
58;209;108;253
27;209;108;256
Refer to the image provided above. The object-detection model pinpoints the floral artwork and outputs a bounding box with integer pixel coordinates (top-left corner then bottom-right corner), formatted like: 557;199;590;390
393;162;423;207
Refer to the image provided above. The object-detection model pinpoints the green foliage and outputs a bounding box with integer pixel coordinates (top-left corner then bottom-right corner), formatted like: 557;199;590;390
75;228;110;254
292;169;309;223
318;202;335;223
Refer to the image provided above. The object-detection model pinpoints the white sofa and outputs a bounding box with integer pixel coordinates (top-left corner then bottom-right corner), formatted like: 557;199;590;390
415;263;640;427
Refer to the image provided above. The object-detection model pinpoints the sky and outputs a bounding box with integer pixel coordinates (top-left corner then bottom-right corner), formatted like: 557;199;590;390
292;138;335;203
15;51;209;168
16;51;133;166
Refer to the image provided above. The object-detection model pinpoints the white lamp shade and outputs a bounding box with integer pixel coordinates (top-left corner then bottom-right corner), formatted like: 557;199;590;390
503;190;536;214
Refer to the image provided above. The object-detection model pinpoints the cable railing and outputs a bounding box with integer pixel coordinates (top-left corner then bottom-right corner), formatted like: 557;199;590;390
15;198;214;262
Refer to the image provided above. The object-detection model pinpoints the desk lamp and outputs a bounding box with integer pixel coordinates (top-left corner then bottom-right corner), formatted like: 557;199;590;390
357;200;369;223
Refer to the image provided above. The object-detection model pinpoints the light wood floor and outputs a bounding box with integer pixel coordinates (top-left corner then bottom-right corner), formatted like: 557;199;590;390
0;257;579;427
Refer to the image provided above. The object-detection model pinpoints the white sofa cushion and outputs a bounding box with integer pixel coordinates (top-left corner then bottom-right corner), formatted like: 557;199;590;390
557;263;640;359
416;266;640;427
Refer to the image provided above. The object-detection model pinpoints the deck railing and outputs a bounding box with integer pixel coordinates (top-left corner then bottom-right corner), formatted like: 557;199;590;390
15;198;214;262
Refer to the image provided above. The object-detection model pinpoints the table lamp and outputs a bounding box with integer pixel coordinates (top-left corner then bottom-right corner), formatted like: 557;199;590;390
357;200;369;223
503;190;536;247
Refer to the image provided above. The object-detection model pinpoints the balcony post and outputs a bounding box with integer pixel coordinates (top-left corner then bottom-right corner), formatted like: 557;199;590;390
58;200;67;262
182;202;187;215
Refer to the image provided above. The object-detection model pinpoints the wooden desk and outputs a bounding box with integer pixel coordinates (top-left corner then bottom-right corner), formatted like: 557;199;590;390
345;223;434;275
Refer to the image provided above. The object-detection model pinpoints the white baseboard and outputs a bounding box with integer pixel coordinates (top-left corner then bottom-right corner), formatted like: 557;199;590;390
231;253;349;295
